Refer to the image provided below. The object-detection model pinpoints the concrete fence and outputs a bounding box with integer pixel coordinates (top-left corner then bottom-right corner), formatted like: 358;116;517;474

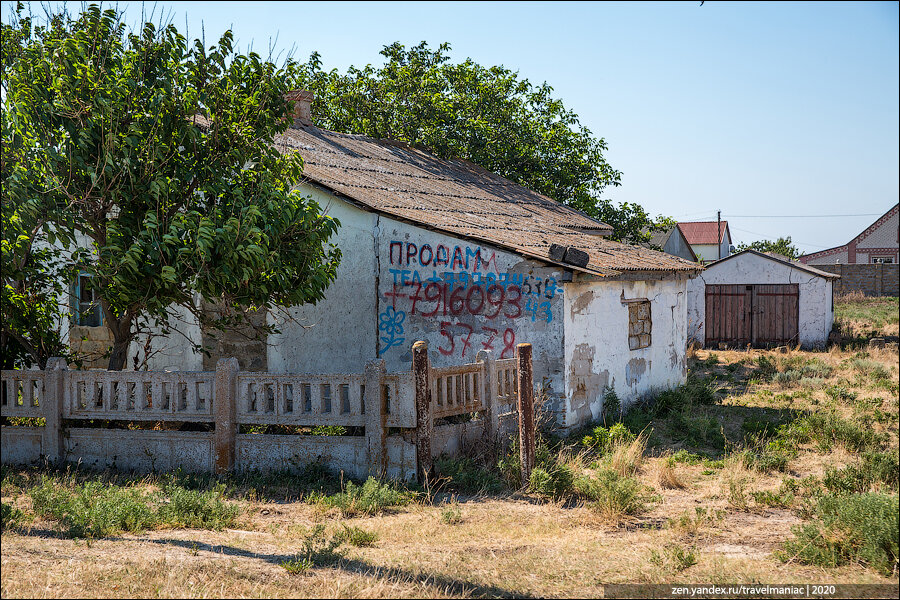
1;344;526;481
814;263;900;297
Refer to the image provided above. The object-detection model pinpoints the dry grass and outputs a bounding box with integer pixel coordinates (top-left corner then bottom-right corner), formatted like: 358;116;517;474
606;431;648;477
3;299;899;596
656;456;686;490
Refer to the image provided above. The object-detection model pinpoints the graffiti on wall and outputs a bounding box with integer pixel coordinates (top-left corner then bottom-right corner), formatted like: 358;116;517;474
378;241;559;358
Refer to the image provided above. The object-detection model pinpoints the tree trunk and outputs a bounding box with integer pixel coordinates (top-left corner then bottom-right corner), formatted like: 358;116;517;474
102;302;133;371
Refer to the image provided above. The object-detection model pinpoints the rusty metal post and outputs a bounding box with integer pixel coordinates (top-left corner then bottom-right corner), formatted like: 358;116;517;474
476;349;496;444
365;359;387;478
43;358;68;466
412;341;433;483
214;358;239;474
516;343;535;484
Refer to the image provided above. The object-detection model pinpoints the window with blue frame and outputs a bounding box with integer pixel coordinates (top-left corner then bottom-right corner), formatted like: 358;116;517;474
72;274;102;327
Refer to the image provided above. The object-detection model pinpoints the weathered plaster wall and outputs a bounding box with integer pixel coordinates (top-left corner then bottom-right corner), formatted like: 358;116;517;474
686;253;834;349
268;185;377;374
663;231;696;262
375;217;567;409
563;278;688;429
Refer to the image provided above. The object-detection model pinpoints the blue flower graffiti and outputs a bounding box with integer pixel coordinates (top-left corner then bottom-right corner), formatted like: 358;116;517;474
378;306;406;356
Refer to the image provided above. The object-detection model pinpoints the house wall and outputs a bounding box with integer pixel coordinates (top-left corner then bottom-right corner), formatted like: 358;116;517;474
268;186;378;374
663;231;696;262
563;277;688;429
814;264;899;297
686;253;834;349
269;186;568;414
691;244;720;263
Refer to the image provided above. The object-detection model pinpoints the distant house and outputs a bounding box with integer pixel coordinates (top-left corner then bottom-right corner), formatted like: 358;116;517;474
642;226;697;262
677;221;732;263
687;250;839;349
799;204;899;265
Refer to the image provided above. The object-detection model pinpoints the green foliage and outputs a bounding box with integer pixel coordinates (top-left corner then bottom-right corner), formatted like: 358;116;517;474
528;464;576;499
779;493;899;576
581;422;635;453
576;469;658;517
823;452;899;494
311;477;413;516
309;425;347;436
26;475;238;538
280;524;345;574
601;388;621;424
334;524;378;547
649;543;699;573
670;412;725;450
735;237;801;259
440;499;463;525
1;501;25;530
2;4;341;369
435;457;506;495
293;41;672;244
649;376;717;418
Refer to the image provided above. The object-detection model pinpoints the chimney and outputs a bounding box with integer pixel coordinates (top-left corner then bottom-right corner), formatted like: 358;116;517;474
284;90;314;128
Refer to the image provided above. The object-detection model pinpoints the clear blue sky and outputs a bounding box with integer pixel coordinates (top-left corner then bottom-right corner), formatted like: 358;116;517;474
8;1;899;254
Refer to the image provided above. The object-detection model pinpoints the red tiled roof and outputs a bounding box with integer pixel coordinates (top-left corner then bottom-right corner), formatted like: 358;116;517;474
275;126;700;276
678;221;729;245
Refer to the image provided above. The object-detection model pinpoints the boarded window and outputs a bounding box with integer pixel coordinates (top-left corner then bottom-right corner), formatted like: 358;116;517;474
628;301;651;350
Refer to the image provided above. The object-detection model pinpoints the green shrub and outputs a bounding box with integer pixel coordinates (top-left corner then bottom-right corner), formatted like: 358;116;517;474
847;359;891;381
312;477;413;516
334;524;378;547
801;360;833;379
576;470;657;518
1;502;25;530
825;385;858;402
755;355;778;379
651;377;717;417
156;482;239;529
670;412;725;449
772;370;802;387
670;450;705;465
27;476;239;538
29;478;158;538
280;524;345;574
649;543;698;572
823;452;899;493
581;422;635;453
435;457;506;494
440;500;462;525
602;388;621;424
779;493;899;575
703;353;720;367
528;463;576;499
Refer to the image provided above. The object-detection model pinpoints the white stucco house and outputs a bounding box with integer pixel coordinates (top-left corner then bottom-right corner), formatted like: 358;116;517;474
68;94;701;431
678;221;733;263
687;250;839;349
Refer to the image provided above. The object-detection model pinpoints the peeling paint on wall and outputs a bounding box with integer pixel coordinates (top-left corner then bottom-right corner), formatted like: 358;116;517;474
567;343;610;424
626;357;647;387
570;291;594;318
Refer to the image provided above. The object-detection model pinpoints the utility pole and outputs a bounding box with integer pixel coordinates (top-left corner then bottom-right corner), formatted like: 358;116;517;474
717;210;722;261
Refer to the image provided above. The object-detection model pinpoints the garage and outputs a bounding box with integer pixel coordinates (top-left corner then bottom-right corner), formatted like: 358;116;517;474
687;250;839;349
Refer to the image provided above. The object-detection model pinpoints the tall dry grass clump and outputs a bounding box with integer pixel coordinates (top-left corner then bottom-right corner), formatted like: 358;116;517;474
607;431;648;477
656;455;686;490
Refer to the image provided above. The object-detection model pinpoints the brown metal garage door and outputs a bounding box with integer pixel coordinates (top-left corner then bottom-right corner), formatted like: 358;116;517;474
705;284;799;347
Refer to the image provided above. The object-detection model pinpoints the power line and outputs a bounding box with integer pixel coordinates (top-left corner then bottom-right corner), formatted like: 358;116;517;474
724;213;882;218
730;226;832;250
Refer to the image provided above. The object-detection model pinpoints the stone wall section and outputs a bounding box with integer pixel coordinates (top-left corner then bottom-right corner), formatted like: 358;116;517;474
814;264;899;297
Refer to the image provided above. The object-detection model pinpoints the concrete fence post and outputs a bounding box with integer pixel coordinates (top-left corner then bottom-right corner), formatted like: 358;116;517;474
43;358;68;466
412;342;433;483
476;349;496;444
516;343;535;485
214;358;239;474
364;359;387;478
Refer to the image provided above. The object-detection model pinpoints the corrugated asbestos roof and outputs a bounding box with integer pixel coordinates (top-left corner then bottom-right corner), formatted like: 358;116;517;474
705;249;840;279
678;221;730;245
275;125;699;277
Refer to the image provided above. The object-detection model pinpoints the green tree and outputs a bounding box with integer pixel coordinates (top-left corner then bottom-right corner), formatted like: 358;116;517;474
2;4;341;370
293;42;671;244
736;237;801;260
